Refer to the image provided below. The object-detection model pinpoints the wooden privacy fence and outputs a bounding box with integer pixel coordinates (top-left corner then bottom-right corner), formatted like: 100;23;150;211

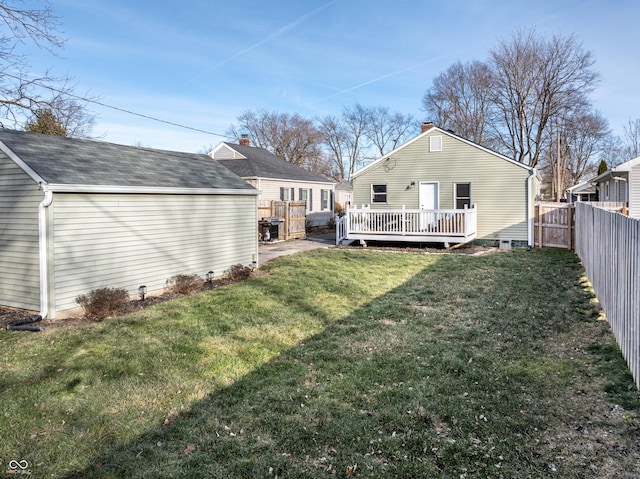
534;202;626;249
575;202;640;389
258;200;306;240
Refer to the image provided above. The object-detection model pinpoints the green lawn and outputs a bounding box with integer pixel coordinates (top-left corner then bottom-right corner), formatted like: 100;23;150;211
1;248;638;478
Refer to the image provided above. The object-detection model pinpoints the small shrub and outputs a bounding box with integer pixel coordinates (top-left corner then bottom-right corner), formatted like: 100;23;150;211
166;274;203;295
226;264;252;282
76;287;130;320
334;201;344;216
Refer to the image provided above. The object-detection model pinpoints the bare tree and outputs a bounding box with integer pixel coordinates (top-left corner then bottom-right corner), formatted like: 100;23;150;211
621;118;640;159
227;109;327;173
319;103;371;180
318;114;348;180
489;29;599;167
365;106;416;156
0;1;96;136
422;60;493;145
541;109;609;199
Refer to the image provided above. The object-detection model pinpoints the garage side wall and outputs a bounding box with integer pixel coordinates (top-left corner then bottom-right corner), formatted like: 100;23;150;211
0;152;41;310
50;193;257;316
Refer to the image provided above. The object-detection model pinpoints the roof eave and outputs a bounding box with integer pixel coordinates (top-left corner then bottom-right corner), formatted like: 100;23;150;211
42;184;260;195
0;139;47;185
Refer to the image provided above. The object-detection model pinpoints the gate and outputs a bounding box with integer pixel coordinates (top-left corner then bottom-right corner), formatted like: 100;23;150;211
534;203;575;249
258;200;307;240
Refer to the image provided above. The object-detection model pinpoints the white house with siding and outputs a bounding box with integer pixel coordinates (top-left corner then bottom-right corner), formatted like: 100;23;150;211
0;129;259;319
209;137;335;226
590;156;640;218
346;123;539;247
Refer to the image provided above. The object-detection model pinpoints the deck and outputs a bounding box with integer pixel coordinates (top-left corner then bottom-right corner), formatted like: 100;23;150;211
336;205;477;247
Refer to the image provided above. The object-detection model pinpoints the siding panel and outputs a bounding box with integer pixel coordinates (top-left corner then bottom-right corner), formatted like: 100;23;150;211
0;152;41;310
51;193;257;313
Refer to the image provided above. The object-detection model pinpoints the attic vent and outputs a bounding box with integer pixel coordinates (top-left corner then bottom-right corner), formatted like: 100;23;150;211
430;136;442;152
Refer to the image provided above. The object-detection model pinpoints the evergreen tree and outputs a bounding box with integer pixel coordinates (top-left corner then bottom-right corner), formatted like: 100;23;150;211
24;109;66;136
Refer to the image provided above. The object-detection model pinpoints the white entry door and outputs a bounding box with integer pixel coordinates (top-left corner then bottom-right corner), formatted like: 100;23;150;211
419;182;439;229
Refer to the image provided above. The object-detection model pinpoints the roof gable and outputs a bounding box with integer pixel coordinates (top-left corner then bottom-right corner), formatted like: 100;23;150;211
352;126;534;178
0;129;254;192
211;142;332;184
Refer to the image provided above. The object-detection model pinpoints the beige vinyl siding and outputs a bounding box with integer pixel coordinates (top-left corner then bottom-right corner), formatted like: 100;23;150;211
50;193;257;314
255;179;334;212
0;152;41;310
353;132;533;241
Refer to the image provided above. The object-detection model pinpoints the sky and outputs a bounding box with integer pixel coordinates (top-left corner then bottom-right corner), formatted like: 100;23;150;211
16;0;640;153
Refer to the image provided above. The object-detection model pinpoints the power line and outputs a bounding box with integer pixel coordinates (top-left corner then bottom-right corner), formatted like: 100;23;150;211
2;71;232;139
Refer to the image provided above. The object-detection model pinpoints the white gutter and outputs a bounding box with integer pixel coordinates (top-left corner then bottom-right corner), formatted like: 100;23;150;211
43;184;260;195
38;190;53;318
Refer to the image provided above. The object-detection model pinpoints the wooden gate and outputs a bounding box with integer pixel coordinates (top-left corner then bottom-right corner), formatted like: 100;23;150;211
534;203;575;249
258;200;307;241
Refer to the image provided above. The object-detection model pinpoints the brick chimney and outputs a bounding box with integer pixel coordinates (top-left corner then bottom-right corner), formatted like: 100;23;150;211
421;121;434;133
239;134;250;147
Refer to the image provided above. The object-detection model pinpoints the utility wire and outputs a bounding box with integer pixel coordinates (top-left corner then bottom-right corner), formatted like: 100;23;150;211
2;71;231;139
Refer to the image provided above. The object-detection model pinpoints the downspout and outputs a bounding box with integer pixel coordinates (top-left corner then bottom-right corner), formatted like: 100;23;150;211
7;189;52;331
38;189;53;318
527;170;535;250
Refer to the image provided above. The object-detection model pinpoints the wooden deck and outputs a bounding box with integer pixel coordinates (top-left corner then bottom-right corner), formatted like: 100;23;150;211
337;205;477;247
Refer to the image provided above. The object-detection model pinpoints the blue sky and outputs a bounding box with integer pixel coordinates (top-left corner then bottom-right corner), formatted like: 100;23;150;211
22;0;640;152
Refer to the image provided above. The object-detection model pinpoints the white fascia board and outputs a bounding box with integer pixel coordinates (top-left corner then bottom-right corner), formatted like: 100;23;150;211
250;177;335;187
0;140;48;185
352;127;534;179
43;184;260;195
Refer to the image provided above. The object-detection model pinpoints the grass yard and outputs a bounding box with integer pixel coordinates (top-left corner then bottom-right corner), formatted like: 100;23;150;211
1;248;639;478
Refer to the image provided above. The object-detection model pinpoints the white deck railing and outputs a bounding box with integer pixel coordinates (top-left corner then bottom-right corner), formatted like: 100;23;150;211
338;205;477;245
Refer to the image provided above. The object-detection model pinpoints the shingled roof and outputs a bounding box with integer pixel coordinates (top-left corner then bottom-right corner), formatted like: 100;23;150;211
0;129;256;192
214;142;332;184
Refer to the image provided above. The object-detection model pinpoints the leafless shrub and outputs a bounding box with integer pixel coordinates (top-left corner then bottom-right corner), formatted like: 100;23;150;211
226;264;252;282
166;274;203;295
76;287;130;321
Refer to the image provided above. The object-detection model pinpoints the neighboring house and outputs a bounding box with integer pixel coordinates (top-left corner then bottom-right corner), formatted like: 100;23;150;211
347;122;540;247
591;156;640;217
209;137;335;227
567;180;597;203
0;129;259;319
334;178;353;212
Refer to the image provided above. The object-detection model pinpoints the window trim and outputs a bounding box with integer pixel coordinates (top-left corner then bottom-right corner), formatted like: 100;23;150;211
430;135;442;152
371;183;388;204
299;188;311;211
454;182;471;209
320;189;331;210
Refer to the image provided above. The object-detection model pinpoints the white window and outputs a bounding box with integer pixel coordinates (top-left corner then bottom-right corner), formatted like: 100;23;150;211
430;135;442;152
371;184;387;203
321;189;331;210
454;183;471;209
280;187;294;201
299;188;311;211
